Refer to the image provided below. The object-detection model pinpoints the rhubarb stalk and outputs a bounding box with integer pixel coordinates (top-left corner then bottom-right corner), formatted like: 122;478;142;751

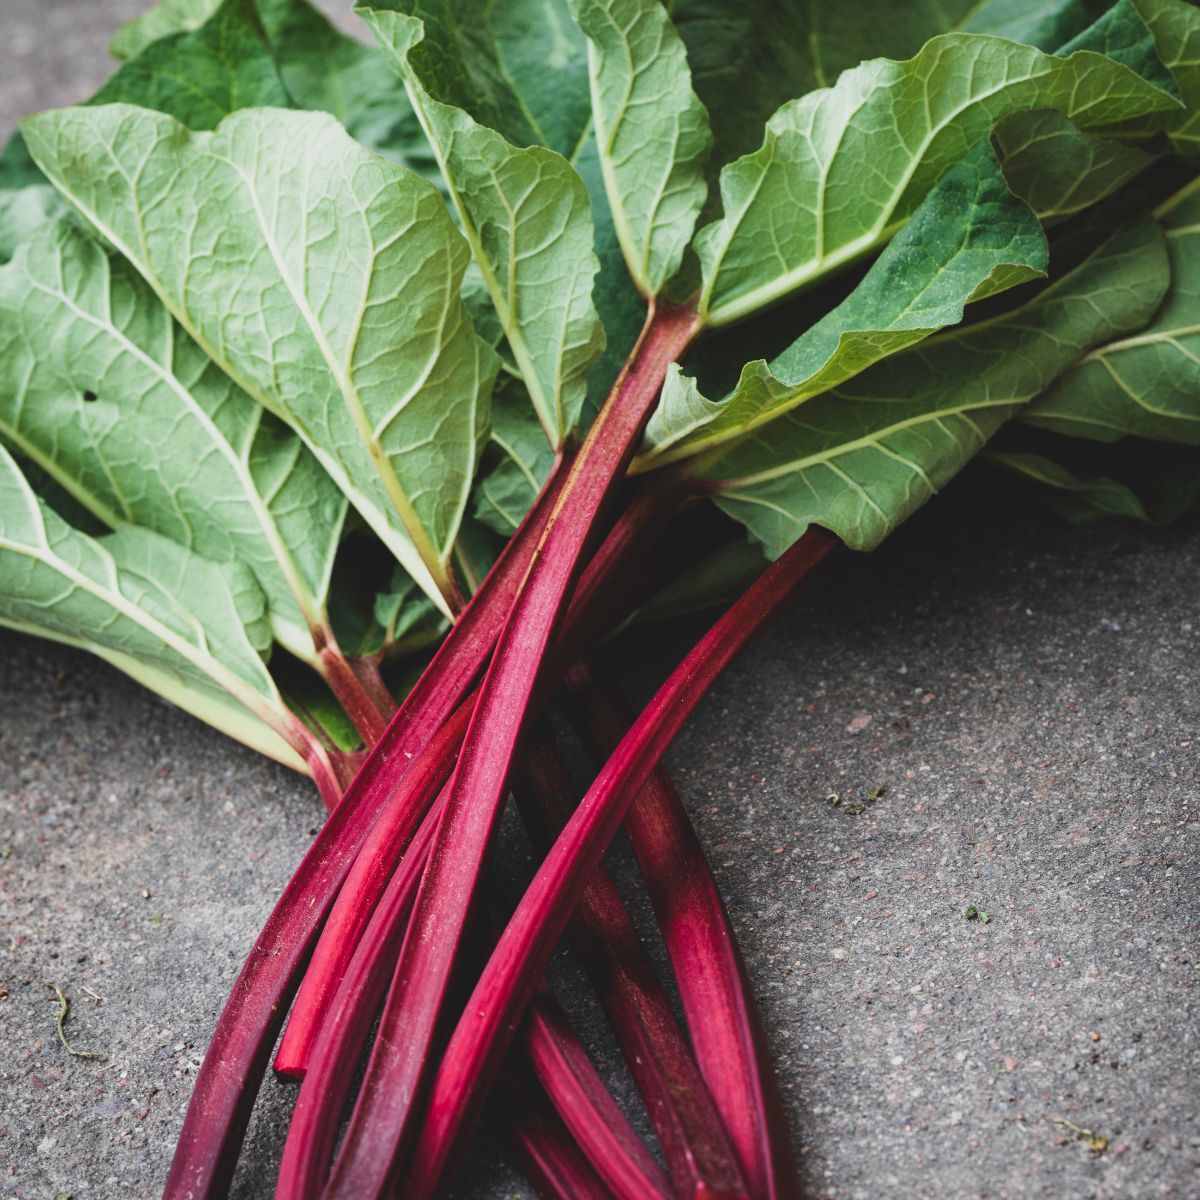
514;723;748;1199
406;528;838;1196
321;301;700;1199
162;457;569;1200
567;659;800;1199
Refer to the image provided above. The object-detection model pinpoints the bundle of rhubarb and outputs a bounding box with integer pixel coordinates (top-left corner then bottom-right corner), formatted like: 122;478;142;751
3;0;1199;1194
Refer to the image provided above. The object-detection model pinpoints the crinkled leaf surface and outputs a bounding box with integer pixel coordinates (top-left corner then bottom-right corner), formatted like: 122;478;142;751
362;0;591;155
110;0;220;58
24;105;497;615
694;33;1178;326
93;0;291;127
111;0;438;170
961;0;1111;48
992;108;1154;219
256;0;436;170
362;4;603;446
0;221;347;661
1024;185;1200;443
672;0;976;173
638;142;1048;468
1112;0;1200;155
701;218;1170;555
1059;0;1180;94
671;0;1128;180
570;0;711;296
0;445;302;766
473;378;557;536
0;136;68;265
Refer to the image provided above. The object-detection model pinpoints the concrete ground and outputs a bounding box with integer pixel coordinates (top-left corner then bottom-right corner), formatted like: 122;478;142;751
2;4;1198;1199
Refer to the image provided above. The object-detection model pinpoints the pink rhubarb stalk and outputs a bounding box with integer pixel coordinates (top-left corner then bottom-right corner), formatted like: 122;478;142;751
567;659;800;1199
522;985;673;1200
274;469;683;1080
320;301;700;1200
277;798;671;1200
514;724;748;1199
406;528;838;1196
162;456;569;1200
501;1068;619;1200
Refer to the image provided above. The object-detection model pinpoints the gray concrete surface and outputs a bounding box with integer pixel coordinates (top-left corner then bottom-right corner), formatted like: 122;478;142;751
2;5;1199;1199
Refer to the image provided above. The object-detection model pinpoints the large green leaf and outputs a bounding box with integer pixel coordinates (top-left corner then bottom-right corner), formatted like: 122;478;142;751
1024;184;1200;443
991;108;1154;220
962;0;1111;48
0;220;347;663
986;448;1200;524
0;136;68;265
670;0;1122;178
23;105;496;615
111;0;438;170
637;142;1048;469
360;0;591;156
93;0;291;127
570;0;712;296
1113;0;1200;155
473;378;557;536
255;0;436;170
361;4;604;446
110;0;220;58
700;218;1170;555
694;33;1178;326
0;444;304;767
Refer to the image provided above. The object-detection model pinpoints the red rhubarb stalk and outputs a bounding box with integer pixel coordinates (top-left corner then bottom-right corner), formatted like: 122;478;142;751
277;800;671;1200
521;985;673;1200
320;301;700;1199
272;700;469;1077
276;795;440;1198
274;470;684;1080
514;724;748;1199
316;638;391;747
406;528;838;1197
162;457;569;1200
567;660;800;1199
501;1067;620;1200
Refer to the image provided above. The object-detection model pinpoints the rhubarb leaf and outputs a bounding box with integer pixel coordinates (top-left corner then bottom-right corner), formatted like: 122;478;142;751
0;220;347;663
991;109;1153;220
1059;0;1180;94
111;0;438;170
570;0;711;296
1110;0;1200;155
986;449;1200;524
361;5;604;446
256;0;436;171
474;380;557;536
1024;187;1200;444
638;142;1048;469
360;0;591;155
694;33;1179;326
671;0;1128;178
672;0;977;172
92;0;291;126
0;137;67;264
702;218;1170;554
110;0;219;58
0;444;303;767
24;105;497;615
961;0;1110;48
